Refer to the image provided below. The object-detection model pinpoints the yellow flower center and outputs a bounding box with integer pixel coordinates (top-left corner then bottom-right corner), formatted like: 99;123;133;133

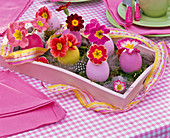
13;29;23;40
125;43;134;49
116;85;122;91
37;20;43;27
95;30;104;39
57;43;62;50
92;49;103;59
42;12;48;19
68;41;72;47
61;6;66;10
72;19;79;26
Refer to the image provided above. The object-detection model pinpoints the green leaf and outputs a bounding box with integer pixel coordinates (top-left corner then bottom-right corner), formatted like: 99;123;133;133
64;9;69;16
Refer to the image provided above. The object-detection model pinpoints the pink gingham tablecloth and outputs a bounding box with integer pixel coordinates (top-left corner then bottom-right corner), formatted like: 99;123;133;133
0;0;170;137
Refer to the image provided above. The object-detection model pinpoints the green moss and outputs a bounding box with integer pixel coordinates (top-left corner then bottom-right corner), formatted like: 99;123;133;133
79;46;89;57
116;64;148;81
44;29;56;41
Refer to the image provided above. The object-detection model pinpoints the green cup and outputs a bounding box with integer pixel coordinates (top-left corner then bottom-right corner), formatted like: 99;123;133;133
139;0;169;17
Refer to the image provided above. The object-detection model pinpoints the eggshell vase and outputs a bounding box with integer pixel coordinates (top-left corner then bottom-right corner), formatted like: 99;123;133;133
48;14;60;31
104;35;114;56
119;50;142;73
22;34;44;50
57;46;80;65
62;29;82;48
86;61;110;82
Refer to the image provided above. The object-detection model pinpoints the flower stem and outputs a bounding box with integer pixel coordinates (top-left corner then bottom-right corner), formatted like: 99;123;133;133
30;28;36;35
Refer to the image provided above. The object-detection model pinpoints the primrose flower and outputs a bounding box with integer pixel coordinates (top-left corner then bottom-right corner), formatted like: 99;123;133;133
84;19;99;35
66;13;84;32
36;6;52;21
88;23;110;45
65;33;80;50
31;16;49;32
7;22;28;48
117;38;141;53
35;56;49;64
114;80;126;92
116;48;126;58
56;2;71;11
49;35;68;57
87;44;107;65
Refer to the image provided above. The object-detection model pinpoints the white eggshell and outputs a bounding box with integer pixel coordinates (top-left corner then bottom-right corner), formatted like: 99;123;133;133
62;29;82;48
104;35;114;56
48;14;60;30
119;51;142;73
86;61;110;82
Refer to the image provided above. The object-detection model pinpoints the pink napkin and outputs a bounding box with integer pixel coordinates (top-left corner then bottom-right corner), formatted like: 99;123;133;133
103;0;170;35
0;0;34;36
0;70;66;137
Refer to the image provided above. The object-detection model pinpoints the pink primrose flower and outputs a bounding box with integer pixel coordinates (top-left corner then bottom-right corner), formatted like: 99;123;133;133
84;19;99;35
31;16;49;32
87;44;107;65
49;35;68;57
7;22;28;48
117;38;141;53
113;80;126;92
36;6;52;22
88;23;110;45
65;33;80;50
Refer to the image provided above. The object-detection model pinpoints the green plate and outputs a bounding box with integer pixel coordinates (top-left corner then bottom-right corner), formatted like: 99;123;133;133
117;2;170;28
106;10;170;37
106;10;124;30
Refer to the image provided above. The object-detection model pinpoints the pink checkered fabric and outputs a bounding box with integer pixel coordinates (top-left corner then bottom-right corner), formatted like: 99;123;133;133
0;0;170;137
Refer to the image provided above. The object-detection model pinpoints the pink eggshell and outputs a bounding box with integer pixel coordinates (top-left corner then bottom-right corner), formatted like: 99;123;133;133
119;51;142;73
22;34;44;50
62;29;82;48
104;36;114;56
86;61;110;82
48;14;60;30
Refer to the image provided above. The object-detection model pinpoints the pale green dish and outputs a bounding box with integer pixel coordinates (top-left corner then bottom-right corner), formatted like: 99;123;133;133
118;2;170;28
106;10;124;30
106;10;170;37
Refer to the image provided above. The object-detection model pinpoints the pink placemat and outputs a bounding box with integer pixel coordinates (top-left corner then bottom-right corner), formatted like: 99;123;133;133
0;0;34;36
0;0;170;137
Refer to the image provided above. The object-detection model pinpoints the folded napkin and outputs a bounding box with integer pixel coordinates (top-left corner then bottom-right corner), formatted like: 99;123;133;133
103;0;170;35
0;70;66;137
0;0;34;36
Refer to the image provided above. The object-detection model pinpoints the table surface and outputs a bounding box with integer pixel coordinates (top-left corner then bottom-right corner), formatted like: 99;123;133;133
0;0;170;137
